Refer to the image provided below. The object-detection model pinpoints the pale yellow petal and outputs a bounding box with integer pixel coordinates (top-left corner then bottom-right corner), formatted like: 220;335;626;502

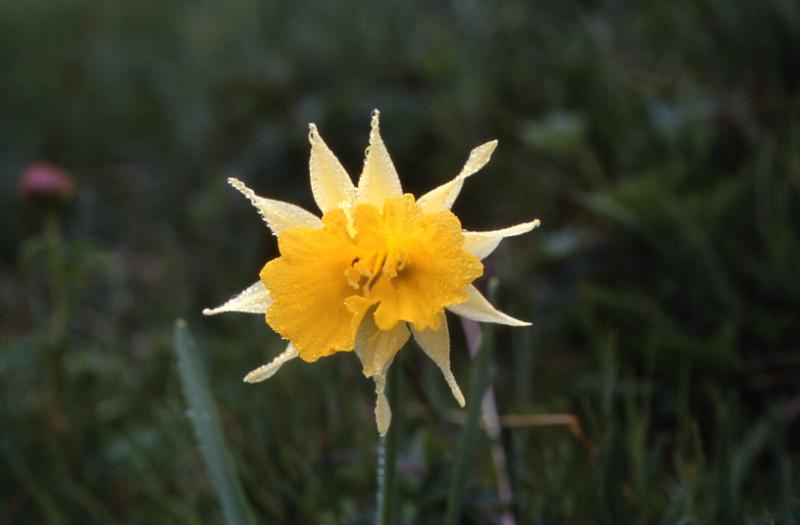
354;309;410;378
357;110;402;205
374;372;391;436
417;140;498;213
228;177;321;235
354;312;409;436
243;343;299;383
203;281;272;316
411;314;465;407
447;284;531;326
462;219;541;260
308;123;356;213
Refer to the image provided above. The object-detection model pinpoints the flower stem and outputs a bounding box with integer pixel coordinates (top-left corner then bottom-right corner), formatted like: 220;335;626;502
375;435;387;524
44;211;68;432
45;212;68;344
376;358;400;525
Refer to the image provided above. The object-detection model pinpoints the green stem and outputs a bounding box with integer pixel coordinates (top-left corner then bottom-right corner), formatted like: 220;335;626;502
376;359;400;525
375;435;387;524
45;212;68;344
44;212;68;431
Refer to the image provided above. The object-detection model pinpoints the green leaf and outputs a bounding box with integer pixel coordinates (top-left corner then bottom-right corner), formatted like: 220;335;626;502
173;320;256;525
444;281;498;525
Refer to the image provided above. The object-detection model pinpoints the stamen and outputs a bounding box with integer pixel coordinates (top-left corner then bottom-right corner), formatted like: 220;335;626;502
386;248;409;278
364;251;387;294
343;245;411;297
344;266;362;289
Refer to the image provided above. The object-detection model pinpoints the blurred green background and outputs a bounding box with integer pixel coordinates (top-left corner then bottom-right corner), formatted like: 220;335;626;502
2;0;799;523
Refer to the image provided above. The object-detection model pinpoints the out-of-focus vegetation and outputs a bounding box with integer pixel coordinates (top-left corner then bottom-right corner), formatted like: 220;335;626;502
2;0;799;523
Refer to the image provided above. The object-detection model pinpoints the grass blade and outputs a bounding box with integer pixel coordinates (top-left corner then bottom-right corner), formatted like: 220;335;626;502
173;319;255;525
444;281;498;525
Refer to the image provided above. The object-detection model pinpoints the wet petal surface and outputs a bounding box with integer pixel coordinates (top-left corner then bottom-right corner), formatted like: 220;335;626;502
260;210;361;361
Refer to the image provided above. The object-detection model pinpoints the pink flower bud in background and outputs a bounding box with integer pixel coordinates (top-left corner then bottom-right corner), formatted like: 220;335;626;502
18;162;75;205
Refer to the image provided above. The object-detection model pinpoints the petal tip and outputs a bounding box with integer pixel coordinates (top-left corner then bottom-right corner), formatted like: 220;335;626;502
243;365;270;383
370;109;380;128
515;219;541;235
227;177;248;194
448;377;466;406
242;344;299;383
202;308;215;316
243;368;273;383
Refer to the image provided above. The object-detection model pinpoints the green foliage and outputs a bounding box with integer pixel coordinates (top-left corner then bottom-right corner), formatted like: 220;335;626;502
2;0;799;523
445;282;498;525
173;320;255;525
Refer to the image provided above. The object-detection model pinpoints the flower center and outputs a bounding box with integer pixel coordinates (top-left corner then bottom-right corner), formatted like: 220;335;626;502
344;245;410;296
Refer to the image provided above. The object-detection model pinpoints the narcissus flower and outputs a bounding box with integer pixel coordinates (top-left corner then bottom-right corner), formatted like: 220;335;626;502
205;111;539;435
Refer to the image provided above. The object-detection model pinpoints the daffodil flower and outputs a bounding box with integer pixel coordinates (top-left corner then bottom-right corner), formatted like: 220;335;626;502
204;110;539;435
